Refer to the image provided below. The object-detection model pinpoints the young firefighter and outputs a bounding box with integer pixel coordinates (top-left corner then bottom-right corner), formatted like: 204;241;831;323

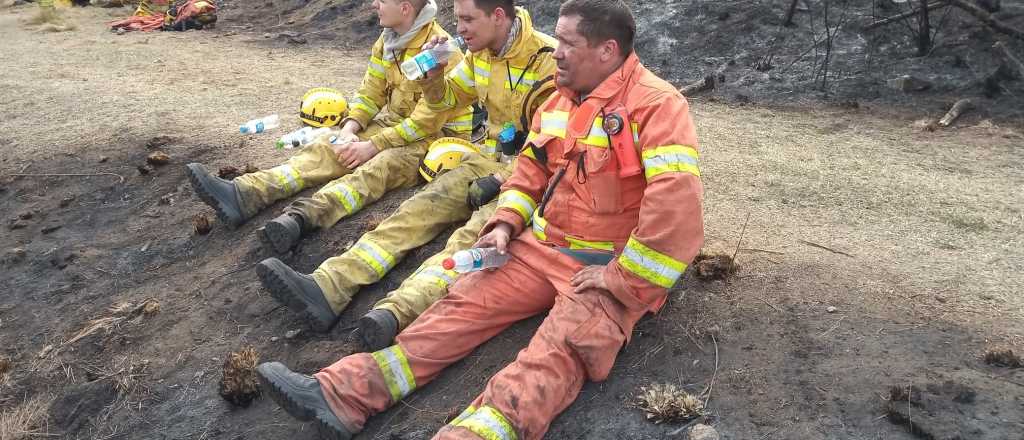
253;1;706;439
185;0;473;253
253;0;559;345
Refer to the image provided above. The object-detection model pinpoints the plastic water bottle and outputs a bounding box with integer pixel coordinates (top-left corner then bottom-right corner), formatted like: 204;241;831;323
276;127;331;149
401;36;466;81
442;248;510;274
240;114;280;134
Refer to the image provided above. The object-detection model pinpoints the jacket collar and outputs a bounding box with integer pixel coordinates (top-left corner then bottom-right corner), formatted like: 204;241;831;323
484;7;535;61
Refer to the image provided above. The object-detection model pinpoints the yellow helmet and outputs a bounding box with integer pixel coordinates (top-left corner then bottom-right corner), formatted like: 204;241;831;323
300;88;347;127
419;137;480;182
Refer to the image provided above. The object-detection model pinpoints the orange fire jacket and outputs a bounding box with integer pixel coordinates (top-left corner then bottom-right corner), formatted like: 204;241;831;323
484;52;705;313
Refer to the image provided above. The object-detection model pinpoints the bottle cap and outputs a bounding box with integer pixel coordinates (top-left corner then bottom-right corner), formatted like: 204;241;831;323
442;258;455;270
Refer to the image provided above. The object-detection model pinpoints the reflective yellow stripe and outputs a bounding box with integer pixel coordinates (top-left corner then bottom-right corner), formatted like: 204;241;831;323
270;165;305;192
540;111;568;138
350;95;380;116
565;236;615;251
449;60;476;94
370;345;417;402
454;405;517;440
368;56;388;79
632;122;640;143
411;265;458;289
480;139;498;159
352;239;396;278
531;211;548;241
619;236;687;288
397;118;425;142
472;58;491;87
641;145;700;179
444;112;475;132
579;117;610;148
447;405;477;427
505;66;540;93
497;190;537;224
327;183;362;214
521;144;538;160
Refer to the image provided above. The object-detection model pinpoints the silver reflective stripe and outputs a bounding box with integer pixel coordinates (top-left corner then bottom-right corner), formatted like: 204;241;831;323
355;242;394;272
455;67;475;86
461;407;515;440
621;246;683;284
541;119;566;132
330;184;360;213
643;152;698;169
274;165;301;192
414;266;456;287
378;347;414;398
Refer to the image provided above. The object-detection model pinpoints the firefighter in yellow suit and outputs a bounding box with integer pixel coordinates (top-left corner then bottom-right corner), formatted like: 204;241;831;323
185;0;473;253
254;1;558;345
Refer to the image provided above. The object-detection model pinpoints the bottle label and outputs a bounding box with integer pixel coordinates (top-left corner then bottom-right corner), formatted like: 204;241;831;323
255;122;265;133
415;52;439;76
469;248;484;270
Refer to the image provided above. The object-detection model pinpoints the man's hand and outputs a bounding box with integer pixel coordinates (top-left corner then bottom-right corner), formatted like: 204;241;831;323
570;265;610;294
336;140;380;169
474;222;513;254
421;36;450;80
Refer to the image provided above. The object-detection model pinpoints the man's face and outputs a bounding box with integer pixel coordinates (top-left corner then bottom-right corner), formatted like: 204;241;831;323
372;0;407;29
454;0;503;52
553;15;612;94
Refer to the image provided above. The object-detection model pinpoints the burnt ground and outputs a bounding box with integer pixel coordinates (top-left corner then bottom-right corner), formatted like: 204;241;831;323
2;3;1024;440
221;0;1024;125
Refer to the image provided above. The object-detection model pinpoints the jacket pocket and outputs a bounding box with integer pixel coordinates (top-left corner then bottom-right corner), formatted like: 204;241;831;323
565;301;626;382
582;146;622;214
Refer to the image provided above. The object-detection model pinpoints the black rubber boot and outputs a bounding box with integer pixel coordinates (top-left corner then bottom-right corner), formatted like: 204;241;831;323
355;309;399;352
256;258;338;332
256;362;355;440
258;213;305;254
185;163;249;229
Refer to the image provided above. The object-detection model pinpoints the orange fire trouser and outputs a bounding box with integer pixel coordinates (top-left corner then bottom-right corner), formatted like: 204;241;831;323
314;232;652;440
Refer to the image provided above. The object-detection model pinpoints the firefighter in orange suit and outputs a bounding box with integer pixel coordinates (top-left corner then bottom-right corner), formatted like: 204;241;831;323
254;1;705;439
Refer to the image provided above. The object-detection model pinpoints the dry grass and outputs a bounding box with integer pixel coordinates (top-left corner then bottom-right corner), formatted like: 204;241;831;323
693;253;739;281
219;347;261;408
64;299;161;346
0;394;53;440
632;383;704;424
192;214;212;235
983;347;1022;368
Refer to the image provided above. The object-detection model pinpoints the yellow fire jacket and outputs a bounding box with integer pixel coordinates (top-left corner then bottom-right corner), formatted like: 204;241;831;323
422;8;557;168
345;20;475;150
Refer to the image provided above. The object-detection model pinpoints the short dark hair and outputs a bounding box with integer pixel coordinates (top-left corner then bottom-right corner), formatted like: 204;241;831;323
473;0;515;18
559;0;635;57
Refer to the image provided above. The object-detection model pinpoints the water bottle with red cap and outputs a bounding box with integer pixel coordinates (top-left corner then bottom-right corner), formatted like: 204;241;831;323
442;248;510;274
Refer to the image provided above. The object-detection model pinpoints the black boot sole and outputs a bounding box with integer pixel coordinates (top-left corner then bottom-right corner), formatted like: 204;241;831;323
186;163;244;229
256;368;353;440
256;259;336;333
357;314;396;353
259;219;299;254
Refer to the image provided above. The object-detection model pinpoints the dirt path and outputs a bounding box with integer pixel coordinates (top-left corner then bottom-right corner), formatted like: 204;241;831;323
2;5;1023;440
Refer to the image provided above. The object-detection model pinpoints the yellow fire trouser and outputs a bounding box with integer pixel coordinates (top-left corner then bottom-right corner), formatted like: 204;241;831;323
371;201;496;330
311;153;504;314
233;123;428;227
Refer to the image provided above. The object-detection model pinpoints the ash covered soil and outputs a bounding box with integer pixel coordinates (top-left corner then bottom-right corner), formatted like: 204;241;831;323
1;2;1023;440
